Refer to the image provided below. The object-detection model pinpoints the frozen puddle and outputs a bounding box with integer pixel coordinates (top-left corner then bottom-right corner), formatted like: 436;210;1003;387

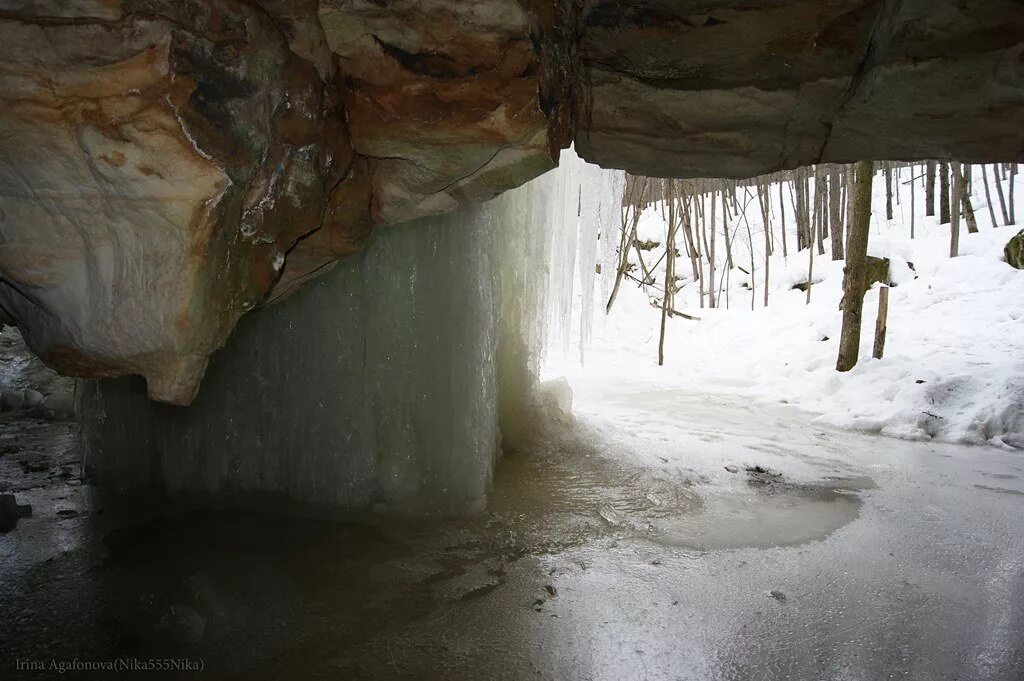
649;478;868;550
490;421;873;552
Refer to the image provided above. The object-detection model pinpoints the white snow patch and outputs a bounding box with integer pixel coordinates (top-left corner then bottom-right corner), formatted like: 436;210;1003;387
550;167;1024;450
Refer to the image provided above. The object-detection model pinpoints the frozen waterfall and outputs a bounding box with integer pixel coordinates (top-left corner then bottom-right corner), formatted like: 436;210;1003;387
81;148;624;515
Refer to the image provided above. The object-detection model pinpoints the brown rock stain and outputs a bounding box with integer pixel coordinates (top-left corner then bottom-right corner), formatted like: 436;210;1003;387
99;151;127;167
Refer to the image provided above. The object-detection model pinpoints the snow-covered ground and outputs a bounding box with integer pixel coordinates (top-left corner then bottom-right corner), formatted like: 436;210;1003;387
549;166;1024;449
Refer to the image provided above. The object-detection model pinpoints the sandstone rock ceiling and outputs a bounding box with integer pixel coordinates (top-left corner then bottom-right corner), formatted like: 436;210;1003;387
0;0;1021;404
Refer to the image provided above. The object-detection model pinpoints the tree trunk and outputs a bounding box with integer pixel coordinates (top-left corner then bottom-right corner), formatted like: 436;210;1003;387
939;162;951;224
816;174;827;256
721;191;734;268
884;162;893;220
794;169;808;250
719;206;734;310
837;161;874;372
632;241;654;284
708;189;717;308
741;189;757;311
804;173;813;252
806;205;815;305
995;163;1011;226
925;161;936;217
691;198;705;308
658;182;678;366
778;181;788;257
844;164;854;255
873;286;889;360
1010;163;1017;225
981;164;998;229
758;184;770;308
950;163;961;257
606;178;648;314
758;183;773;257
605;211;636;314
910;164;916;238
953;163;978;234
840;169;848;233
829;169;844;259
677;196;701;308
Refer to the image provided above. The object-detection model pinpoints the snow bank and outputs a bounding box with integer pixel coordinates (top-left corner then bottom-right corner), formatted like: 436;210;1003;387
553;167;1024;450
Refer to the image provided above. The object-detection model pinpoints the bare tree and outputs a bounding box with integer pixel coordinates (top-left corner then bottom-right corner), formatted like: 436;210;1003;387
939;162;951;224
721;190;734;268
873;286;889;360
757;183;770;307
687;199;701;290
837;161;874;372
778;181;788;257
740;188;757;311
844;164;856;255
607;177;649;314
951;163;962;257
622;160;992;356
793;168;809;251
925;161;936;217
829;169;844;259
806;203;815;305
676;192;702;308
884;162;894;220
995;163;1011;226
910;164;916;238
708;189;717;308
952;163;978;234
632;239;655;285
819;175;828;255
718;198;736;310
658;181;679;366
1010;163;1017;225
981;164;998;228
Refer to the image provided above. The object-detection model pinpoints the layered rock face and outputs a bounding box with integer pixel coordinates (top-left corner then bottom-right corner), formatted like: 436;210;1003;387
576;0;1024;177
2;0;1024;403
275;0;569;301
0;0;353;404
316;0;569;226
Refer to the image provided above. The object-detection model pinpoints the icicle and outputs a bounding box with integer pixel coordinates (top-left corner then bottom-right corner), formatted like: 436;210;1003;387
579;158;626;361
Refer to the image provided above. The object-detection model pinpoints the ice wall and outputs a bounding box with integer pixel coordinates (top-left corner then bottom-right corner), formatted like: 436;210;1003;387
80;149;623;515
493;150;625;443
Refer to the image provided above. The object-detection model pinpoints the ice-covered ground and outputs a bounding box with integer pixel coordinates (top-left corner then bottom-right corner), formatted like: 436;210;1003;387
548;167;1024;449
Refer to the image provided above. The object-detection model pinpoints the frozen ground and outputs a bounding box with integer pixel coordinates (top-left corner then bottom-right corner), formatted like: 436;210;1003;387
4;339;1023;679
552;167;1024;449
0;196;1022;679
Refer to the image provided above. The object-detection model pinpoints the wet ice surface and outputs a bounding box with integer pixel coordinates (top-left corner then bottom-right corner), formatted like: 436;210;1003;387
562;377;1024;679
2;370;1024;678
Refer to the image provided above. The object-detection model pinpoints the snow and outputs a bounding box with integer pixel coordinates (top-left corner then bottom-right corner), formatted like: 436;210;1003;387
549;166;1024;450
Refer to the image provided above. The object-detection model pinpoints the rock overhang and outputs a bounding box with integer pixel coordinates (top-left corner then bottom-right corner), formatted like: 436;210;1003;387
0;0;1022;404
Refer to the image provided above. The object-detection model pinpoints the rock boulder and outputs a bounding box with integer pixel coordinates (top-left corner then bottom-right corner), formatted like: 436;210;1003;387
1005;229;1024;269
